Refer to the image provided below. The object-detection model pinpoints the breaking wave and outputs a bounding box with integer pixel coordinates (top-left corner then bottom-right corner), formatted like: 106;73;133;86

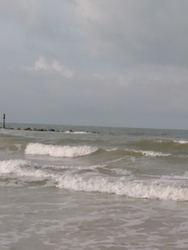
25;143;169;159
25;143;98;158
1;160;188;201
56;175;188;201
128;140;188;155
105;148;171;157
0;160;29;174
65;131;92;134
131;150;171;157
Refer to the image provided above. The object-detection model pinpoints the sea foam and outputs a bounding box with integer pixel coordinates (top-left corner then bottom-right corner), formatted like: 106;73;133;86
65;131;91;134
1;160;188;201
56;175;188;201
25;143;98;158
132;150;171;157
0;160;28;174
0;160;49;179
174;140;188;144
106;148;170;157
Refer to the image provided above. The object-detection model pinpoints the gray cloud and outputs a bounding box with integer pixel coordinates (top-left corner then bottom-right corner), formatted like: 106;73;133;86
0;0;188;128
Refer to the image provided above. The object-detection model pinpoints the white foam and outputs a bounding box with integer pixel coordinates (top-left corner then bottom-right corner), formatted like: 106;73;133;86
0;160;50;179
111;168;133;176
65;131;90;134
174;140;188;144
0;160;28;174
1;160;188;201
157;139;188;144
1;159;188;201
105;148;170;157
41;164;106;172
161;174;188;181
56;175;188;201
25;143;98;158
106;148;118;152
0;160;104;177
132;150;171;157
106;157;125;164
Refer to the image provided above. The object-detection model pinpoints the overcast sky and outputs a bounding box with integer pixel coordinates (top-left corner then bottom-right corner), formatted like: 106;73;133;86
1;0;188;129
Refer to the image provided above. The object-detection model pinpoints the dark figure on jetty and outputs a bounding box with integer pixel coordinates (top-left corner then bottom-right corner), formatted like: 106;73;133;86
3;113;6;128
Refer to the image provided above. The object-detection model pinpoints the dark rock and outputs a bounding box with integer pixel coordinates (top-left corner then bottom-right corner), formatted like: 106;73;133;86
49;128;55;132
25;127;32;131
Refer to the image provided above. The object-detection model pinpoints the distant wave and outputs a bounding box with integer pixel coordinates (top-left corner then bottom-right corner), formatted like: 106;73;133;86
0;138;170;158
129;139;188;155
106;148;171;157
65;131;93;134
25;143;98;158
130;139;188;146
173;140;188;144
131;150;171;157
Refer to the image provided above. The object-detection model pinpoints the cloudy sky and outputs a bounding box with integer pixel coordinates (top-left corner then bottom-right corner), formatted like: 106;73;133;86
1;0;188;129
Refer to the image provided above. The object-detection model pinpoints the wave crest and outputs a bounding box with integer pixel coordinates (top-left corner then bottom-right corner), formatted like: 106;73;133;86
1;160;188;201
56;175;188;201
25;143;98;158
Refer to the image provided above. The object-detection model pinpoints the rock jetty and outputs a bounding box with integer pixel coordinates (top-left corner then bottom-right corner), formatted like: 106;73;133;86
0;127;99;134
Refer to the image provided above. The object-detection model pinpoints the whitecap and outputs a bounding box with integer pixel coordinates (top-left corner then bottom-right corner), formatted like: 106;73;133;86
25;143;98;158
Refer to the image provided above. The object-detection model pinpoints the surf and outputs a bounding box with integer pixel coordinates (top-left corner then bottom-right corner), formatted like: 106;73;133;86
1;159;188;201
25;143;98;158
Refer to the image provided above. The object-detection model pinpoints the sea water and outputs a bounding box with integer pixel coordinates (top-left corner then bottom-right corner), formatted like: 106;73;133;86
1;124;188;249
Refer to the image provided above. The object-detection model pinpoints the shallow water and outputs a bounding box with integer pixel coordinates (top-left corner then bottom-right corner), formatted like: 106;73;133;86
1;186;188;250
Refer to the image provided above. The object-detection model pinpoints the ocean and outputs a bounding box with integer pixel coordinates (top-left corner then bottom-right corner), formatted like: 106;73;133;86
1;123;188;250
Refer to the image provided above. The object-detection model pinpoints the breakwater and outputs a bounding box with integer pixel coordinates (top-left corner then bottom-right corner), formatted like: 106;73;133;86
0;126;99;134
